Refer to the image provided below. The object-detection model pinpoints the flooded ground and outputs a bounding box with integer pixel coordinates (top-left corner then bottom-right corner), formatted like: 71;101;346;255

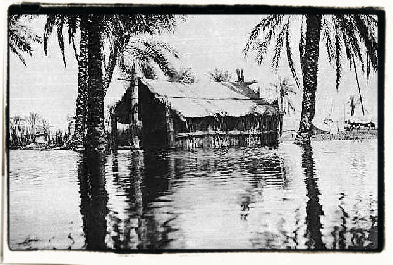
8;140;378;250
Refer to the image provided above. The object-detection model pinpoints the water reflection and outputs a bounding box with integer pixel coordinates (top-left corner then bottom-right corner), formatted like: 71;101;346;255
9;140;379;250
95;150;180;250
77;152;108;250
301;144;326;250
108;151;145;249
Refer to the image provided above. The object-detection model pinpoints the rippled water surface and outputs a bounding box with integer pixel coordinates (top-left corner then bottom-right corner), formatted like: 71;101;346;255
9;140;378;250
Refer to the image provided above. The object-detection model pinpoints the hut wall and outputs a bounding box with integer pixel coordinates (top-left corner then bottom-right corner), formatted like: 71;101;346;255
112;87;133;147
182;115;274;132
139;81;178;148
175;114;280;150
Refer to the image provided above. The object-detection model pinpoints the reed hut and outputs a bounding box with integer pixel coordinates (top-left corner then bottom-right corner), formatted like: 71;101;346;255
111;77;282;150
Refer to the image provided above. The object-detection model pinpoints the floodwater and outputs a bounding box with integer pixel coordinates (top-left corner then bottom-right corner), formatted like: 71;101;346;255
8;140;379;250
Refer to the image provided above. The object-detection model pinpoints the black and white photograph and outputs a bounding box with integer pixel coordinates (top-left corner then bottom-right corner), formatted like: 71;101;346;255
4;3;384;254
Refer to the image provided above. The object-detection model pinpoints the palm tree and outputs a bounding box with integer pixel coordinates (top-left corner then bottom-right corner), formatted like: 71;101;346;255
209;68;232;82
244;14;378;142
270;76;296;115
41;118;51;140
43;14;181;151
9;15;41;65
27;112;40;143
44;14;88;148
9;115;23;147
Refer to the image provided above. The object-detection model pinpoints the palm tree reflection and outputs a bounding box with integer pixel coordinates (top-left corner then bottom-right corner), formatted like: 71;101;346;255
301;144;326;250
106;150;178;250
125;151;144;249
140;151;179;248
77;151;109;250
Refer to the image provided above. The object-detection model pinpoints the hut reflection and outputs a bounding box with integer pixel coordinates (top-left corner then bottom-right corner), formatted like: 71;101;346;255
301;144;326;250
77;151;109;250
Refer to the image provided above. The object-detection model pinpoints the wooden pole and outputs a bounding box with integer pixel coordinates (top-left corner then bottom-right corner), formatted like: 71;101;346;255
165;107;175;148
130;69;142;149
110;108;118;150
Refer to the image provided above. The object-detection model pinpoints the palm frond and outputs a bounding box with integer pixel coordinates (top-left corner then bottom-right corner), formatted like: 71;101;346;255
9;44;27;65
120;37;178;80
67;15;79;61
334;24;342;91
139;40;177;77
9;15;41;65
353;14;378;75
244;14;285;64
285;25;301;90
102;14;182;90
44;14;85;67
44;15;57;56
334;14;378;79
322;16;335;64
342;16;366;72
271;22;288;70
56;16;67;67
118;14;181;36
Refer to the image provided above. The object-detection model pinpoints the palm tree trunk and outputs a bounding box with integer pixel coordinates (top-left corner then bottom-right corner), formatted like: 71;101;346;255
74;15;89;148
296;15;322;143
85;15;106;152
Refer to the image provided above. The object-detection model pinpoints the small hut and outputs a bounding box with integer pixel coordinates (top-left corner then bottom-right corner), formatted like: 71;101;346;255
111;77;282;150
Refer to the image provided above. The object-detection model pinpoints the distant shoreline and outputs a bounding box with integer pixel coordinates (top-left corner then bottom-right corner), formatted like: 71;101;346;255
9;146;70;151
281;129;378;142
9;130;378;151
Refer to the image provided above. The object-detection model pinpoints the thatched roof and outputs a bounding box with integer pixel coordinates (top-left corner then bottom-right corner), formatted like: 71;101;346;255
141;79;278;118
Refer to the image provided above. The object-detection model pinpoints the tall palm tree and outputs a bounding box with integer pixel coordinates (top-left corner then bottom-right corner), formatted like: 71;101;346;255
9;15;41;65
44;14;88;147
270;76;296;115
43;14;181;151
244;14;378;142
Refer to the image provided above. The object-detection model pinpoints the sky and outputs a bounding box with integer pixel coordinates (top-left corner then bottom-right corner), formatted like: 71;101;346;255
9;15;378;130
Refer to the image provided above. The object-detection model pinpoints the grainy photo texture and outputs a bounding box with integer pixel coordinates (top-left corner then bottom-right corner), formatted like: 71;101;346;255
7;5;383;251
